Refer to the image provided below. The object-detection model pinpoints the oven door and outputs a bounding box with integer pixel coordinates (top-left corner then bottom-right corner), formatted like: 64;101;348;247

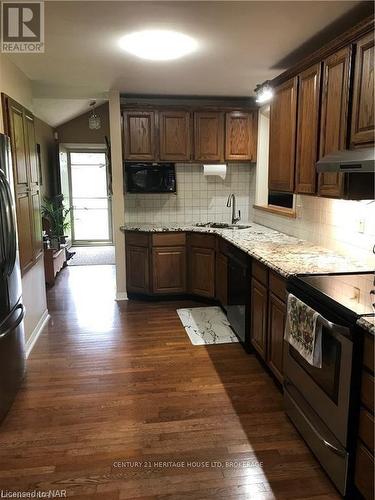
284;308;353;447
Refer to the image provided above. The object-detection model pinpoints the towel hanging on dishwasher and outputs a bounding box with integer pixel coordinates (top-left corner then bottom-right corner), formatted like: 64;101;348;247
284;293;322;368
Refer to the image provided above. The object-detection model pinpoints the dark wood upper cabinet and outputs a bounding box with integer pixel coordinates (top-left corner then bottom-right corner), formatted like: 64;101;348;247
152;246;186;294
318;46;352;198
3;95;41;273
350;32;375;148
268;77;298;193
225;111;257;161
193;111;224;162
295;64;322;195
123;110;156;160
159;110;191;161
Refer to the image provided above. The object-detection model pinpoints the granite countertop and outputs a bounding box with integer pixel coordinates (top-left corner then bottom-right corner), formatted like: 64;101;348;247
121;222;374;335
357;316;375;335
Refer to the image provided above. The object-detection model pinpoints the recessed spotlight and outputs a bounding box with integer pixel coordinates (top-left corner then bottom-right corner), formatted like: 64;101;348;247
118;30;197;61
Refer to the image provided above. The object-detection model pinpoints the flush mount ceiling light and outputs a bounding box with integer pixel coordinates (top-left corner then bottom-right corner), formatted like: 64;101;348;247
118;30;197;61
254;81;274;104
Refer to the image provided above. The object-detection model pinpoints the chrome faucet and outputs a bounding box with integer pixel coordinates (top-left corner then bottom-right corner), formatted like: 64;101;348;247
226;193;241;224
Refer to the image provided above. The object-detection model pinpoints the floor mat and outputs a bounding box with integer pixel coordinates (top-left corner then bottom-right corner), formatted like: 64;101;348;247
68;246;115;266
177;306;238;345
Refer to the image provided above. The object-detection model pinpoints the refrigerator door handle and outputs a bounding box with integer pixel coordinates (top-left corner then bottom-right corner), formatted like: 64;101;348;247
0;304;25;340
0;170;16;276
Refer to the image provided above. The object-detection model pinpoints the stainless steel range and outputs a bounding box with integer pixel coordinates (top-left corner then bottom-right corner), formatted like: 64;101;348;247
284;272;374;496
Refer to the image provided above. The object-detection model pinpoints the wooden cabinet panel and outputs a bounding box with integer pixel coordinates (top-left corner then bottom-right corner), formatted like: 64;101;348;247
359;407;374;454
159;111;191;161
355;441;374;500
123;111;155;160
8;102;28;189
152;246;186;294
363;333;374;373
361;370;374;412
252;260;268;286
318;46;351;198
126;245;150;293
194;112;224;162
215;252;228;305
3;95;42;273
351;32;375;147
295;63;321;194
189;246;215;298
267;292;286;383
250;278;268;359
269;272;286;302
126;231;149;247
15;193;34;272
152;232;186;247
225;111;257;161
269;77;298;192
31;190;42;259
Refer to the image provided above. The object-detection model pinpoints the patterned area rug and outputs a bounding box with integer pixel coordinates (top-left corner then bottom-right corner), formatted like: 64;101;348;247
68;246;115;266
177;306;238;345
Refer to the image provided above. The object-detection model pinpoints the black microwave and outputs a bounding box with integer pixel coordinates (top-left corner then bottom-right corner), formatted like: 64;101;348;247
125;162;176;193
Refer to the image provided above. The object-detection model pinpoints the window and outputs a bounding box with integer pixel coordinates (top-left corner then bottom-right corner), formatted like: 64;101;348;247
254;105;296;217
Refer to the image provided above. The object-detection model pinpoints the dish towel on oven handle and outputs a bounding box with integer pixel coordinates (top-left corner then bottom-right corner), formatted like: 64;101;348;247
284;293;322;368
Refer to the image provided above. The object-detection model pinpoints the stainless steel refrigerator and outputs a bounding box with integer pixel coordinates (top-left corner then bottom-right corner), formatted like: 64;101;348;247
0;133;25;423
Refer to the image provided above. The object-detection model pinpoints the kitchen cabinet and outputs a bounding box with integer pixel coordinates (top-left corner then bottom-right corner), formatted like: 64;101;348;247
250;261;287;384
193;112;224;162
126;244;150;294
123;110;156;160
318;46;351;198
267;292;286;383
354;332;374;500
215;251;228;305
250;278;268;359
295;63;321;195
225;111;257;161
152;246;186;294
268;77;298;192
188;233;215;298
350;32;375;148
159;110;191;161
2;95;42;274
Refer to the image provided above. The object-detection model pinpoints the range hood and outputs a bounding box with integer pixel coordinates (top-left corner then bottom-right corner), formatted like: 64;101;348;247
316;147;375;173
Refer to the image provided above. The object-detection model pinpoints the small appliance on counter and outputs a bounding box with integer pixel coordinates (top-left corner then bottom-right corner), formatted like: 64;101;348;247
0;133;26;423
124;162;176;193
284;271;374;496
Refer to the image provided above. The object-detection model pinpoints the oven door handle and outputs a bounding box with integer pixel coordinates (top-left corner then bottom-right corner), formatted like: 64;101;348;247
284;380;347;458
315;313;352;340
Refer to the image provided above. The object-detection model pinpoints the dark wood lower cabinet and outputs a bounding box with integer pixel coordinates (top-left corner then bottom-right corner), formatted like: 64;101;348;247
126;245;149;294
250;278;268;359
267;292;286;383
189;246;215;298
152;246;186;294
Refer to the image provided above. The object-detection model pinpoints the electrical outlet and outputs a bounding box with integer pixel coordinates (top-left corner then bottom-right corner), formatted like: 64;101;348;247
357;218;365;233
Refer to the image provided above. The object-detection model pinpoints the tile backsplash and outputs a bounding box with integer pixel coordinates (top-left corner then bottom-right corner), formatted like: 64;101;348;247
254;196;375;267
124;164;256;225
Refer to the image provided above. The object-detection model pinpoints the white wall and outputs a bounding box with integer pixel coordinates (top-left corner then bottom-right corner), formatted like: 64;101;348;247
125;164;256;225
0;54;48;343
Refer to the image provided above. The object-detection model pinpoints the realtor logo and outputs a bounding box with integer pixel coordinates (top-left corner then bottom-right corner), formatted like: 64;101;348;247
1;1;44;53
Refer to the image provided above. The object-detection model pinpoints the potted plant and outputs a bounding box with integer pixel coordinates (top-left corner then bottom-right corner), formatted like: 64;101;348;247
41;196;71;249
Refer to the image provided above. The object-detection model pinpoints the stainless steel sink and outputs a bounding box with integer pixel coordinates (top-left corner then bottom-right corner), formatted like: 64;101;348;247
194;222;251;230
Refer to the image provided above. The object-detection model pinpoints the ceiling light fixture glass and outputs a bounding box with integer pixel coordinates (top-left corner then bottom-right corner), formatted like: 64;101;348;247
118;30;197;61
88;101;101;130
254;81;274;104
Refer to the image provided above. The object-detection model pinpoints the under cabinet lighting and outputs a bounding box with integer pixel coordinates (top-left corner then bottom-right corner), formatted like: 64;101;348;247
118;30;197;61
255;81;274;104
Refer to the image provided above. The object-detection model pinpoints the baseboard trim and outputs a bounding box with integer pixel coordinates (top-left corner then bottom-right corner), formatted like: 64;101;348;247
116;292;128;301
26;310;50;358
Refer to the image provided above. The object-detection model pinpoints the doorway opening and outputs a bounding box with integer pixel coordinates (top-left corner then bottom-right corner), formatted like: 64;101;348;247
69;150;113;245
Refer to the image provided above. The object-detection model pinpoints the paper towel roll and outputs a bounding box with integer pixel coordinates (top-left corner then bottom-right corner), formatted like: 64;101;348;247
203;164;227;179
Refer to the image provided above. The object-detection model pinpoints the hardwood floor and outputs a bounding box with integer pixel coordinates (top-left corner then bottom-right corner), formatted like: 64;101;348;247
0;266;339;499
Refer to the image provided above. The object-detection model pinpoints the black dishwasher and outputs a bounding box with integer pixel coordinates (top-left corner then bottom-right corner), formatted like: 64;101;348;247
223;245;251;346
